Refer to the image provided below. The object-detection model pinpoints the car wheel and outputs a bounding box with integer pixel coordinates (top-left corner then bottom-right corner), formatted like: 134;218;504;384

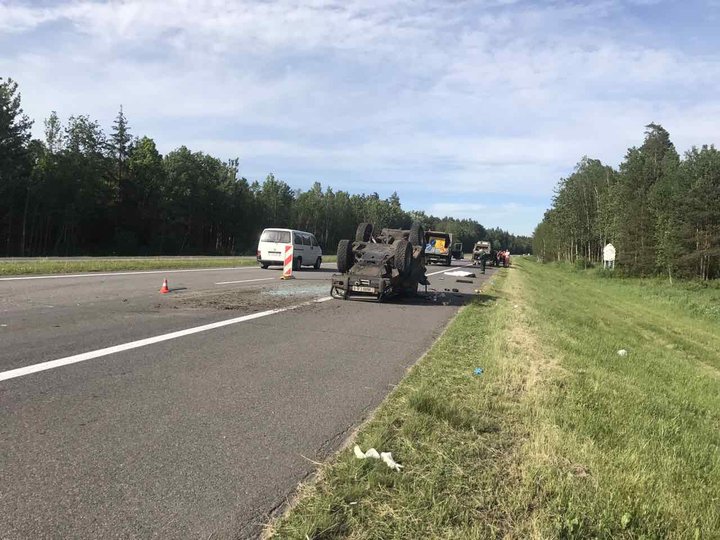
261;263;269;269
337;239;353;273
293;257;302;271
408;222;425;247
393;239;412;275
314;257;322;270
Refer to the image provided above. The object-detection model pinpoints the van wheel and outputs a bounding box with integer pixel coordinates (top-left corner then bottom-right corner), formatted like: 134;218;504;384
314;257;322;270
293;257;302;271
261;263;269;269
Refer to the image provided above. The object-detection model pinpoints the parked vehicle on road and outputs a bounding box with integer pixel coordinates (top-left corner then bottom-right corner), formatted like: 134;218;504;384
451;242;464;260
424;230;453;265
331;222;428;301
497;249;511;268
257;228;323;270
472;240;492;272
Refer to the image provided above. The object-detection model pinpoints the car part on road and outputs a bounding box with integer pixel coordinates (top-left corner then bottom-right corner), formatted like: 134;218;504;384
331;222;429;302
445;270;476;278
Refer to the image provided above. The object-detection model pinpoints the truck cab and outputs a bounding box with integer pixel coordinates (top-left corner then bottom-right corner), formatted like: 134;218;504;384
424;231;453;266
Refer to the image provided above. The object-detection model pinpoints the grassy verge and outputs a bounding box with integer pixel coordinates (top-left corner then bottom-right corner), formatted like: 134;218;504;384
0;257;258;275
268;258;720;539
0;255;337;276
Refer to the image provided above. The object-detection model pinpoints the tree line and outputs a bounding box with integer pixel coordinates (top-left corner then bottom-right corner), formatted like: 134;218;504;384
533;123;720;280
0;78;530;257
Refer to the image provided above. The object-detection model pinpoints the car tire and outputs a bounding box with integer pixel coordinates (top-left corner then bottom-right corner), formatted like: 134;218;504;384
409;222;425;247
261;263;269;269
355;222;373;242
394;239;412;275
314;257;322;270
293;257;302;271
337;239;353;273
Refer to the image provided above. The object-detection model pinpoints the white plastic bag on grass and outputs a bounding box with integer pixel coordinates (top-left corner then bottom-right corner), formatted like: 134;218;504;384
354;445;403;471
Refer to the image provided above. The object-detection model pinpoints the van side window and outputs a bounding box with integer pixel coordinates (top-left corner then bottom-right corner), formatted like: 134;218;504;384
310;236;319;247
294;233;302;245
302;234;311;246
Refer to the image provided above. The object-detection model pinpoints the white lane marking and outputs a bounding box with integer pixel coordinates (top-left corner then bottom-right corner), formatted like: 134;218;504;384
0;266;256;282
0;296;333;382
426;262;475;276
215;277;276;285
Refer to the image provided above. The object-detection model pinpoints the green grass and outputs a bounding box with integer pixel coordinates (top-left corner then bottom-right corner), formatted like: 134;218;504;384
0;255;338;275
0;257;259;275
268;258;720;539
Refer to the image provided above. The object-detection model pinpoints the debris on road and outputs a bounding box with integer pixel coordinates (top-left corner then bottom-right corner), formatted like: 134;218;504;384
445;270;476;278
617;349;628;357
456;279;473;284
354;445;403;471
265;284;328;297
474;367;484;375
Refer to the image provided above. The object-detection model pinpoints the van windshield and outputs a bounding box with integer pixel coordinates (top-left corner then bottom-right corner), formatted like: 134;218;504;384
260;230;291;243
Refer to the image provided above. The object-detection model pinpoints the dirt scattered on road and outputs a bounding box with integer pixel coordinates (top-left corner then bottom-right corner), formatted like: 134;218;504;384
172;282;330;312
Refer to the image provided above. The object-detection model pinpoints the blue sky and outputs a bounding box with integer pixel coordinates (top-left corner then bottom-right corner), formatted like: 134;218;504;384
2;0;719;235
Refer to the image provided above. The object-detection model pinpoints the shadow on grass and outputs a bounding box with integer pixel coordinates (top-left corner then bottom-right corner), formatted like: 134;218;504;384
409;391;501;433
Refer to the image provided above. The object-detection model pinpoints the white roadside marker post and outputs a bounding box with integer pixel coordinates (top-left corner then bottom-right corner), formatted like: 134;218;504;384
281;244;295;280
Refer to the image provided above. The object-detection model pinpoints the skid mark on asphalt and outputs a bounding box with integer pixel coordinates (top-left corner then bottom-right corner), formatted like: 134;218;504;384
0;296;333;383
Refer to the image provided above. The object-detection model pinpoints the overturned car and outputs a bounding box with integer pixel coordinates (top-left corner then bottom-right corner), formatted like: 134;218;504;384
331;222;428;301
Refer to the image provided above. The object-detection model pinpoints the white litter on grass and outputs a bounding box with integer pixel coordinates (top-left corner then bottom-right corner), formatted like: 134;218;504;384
617;349;628;357
354;445;403;471
444;270;476;278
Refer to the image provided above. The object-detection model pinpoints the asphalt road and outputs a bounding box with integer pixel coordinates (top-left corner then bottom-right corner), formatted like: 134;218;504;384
0;260;496;539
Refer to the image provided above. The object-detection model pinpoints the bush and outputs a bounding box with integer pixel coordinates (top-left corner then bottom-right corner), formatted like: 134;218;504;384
573;257;594;270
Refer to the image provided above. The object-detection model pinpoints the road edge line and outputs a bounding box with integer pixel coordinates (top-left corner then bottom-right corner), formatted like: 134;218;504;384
0;296;333;382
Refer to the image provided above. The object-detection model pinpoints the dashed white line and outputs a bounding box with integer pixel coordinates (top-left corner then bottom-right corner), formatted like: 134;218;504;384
0;296;333;382
215;277;276;285
0;266;256;281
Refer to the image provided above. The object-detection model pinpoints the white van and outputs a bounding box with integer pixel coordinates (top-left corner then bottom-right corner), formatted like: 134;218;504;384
256;228;323;270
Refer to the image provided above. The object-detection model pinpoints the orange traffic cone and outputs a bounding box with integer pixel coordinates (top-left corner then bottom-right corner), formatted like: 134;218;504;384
160;279;170;294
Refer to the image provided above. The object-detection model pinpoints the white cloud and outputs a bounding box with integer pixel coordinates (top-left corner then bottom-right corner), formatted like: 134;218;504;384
2;0;719;234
